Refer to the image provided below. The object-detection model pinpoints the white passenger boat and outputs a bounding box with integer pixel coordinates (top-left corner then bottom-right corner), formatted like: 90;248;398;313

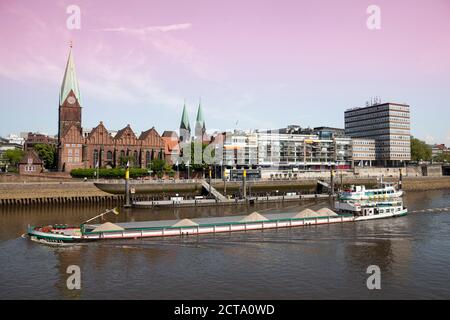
339;183;403;201
334;199;408;220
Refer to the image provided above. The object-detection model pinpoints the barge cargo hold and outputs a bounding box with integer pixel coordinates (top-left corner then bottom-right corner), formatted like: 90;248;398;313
27;207;408;244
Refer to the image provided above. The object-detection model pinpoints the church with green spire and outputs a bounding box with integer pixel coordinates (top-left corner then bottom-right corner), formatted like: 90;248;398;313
57;45;165;173
58;46;83;142
195;100;206;141
179;103;191;143
179;100;207;144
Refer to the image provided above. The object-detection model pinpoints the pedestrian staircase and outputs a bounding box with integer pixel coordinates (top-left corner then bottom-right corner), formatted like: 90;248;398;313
201;180;227;202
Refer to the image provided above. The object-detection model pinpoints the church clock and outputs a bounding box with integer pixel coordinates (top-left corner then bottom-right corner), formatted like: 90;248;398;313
67;96;76;104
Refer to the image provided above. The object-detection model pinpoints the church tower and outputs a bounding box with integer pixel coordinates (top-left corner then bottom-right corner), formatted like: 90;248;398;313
195;100;206;141
58;46;82;141
57;45;84;172
179;102;191;143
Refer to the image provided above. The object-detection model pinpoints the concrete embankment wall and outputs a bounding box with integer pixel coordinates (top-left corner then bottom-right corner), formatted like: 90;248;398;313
1;177;450;207
0;181;123;207
0;172;73;182
402;177;450;191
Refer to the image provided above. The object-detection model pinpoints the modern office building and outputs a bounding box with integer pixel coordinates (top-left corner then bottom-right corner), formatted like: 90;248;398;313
345;102;411;166
351;138;376;166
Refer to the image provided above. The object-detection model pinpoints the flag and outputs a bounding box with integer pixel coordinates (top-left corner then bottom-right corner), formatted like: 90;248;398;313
125;160;130;180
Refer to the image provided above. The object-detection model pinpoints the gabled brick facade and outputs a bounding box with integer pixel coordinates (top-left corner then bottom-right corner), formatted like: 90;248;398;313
57;48;165;172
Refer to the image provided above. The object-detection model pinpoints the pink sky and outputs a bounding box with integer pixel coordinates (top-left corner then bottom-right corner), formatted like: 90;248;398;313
0;0;449;144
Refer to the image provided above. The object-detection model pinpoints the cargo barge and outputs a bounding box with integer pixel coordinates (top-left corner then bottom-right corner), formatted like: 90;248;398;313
27;203;407;244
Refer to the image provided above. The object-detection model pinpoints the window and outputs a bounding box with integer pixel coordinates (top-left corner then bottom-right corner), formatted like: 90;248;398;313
134;150;139;166
93;150;99;167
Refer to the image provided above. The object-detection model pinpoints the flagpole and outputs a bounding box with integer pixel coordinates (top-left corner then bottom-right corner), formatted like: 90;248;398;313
96;161;99;182
124;160;131;208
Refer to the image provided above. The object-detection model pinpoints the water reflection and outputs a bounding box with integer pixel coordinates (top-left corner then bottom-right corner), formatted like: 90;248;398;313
1;190;450;299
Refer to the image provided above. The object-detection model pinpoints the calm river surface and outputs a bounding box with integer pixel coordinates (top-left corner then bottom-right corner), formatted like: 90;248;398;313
1;189;450;300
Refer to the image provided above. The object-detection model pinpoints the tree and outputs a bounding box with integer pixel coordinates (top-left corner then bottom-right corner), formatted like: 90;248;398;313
188;142;212;171
147;159;175;178
119;155;136;168
164;162;175;178
410;137;432;162
433;153;450;163
33;144;57;169
4;149;24;167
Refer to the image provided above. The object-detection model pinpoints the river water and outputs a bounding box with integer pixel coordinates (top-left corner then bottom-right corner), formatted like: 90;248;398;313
1;189;450;300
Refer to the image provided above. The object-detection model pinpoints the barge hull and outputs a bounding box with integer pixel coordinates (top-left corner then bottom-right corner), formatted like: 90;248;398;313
27;210;407;244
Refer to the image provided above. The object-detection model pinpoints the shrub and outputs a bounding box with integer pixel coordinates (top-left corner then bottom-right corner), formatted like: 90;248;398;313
70;168;150;179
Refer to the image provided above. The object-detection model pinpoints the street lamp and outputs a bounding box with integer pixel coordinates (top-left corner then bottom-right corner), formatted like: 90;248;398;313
187;161;190;180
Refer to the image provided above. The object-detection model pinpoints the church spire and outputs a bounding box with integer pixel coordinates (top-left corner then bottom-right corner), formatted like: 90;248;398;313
196;99;205;126
195;99;206;139
180;102;191;131
179;101;191;143
60;45;82;105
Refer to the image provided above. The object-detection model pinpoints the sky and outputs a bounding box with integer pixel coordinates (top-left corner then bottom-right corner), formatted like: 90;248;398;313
0;0;449;144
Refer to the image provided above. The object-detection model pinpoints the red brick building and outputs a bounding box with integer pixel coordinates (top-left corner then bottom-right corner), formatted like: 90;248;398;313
24;132;57;150
19;149;43;175
161;131;180;165
57;47;164;172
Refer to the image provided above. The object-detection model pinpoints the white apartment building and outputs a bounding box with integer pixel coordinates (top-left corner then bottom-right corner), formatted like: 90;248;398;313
222;130;258;167
5;134;25;146
220;128;353;174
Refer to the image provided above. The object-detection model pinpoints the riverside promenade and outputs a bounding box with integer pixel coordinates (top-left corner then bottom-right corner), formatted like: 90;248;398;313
1;173;450;207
